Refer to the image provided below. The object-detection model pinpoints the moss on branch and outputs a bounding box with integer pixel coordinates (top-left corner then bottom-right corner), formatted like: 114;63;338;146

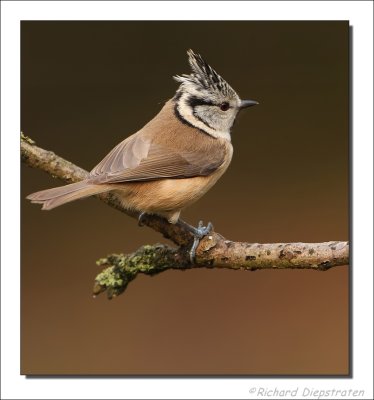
93;244;189;299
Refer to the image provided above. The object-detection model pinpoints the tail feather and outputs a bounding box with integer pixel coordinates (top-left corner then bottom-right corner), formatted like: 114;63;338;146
27;181;109;210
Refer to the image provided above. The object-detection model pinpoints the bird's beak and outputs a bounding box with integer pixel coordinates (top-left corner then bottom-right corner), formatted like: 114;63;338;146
239;99;259;109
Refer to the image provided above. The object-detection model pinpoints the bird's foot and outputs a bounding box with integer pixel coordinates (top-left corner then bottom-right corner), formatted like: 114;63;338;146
139;215;212;263
188;220;213;264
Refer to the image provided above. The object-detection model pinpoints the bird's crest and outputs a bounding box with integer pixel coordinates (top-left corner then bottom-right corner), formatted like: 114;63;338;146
174;49;237;98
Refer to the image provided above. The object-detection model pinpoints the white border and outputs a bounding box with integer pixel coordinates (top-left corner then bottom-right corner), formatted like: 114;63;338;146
1;1;373;399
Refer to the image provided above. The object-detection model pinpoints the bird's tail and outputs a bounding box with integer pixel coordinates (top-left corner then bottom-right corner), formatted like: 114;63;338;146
26;180;109;210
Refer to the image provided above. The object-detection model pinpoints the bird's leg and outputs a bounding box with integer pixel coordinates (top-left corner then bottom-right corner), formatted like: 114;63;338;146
178;219;213;263
138;214;212;263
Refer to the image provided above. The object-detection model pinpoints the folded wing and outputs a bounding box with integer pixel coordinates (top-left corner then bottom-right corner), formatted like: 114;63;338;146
89;133;224;184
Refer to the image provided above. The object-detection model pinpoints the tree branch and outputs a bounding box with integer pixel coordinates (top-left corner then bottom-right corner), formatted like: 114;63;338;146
21;134;349;299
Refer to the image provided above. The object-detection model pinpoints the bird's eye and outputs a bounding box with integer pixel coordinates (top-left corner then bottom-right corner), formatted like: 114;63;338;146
220;102;230;111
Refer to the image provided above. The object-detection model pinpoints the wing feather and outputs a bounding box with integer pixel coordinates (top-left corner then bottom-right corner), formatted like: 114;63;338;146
88;133;224;184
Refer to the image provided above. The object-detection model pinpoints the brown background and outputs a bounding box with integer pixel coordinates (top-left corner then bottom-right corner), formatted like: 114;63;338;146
21;21;349;375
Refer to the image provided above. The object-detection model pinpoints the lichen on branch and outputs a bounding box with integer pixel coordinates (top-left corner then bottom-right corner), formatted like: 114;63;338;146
93;244;189;299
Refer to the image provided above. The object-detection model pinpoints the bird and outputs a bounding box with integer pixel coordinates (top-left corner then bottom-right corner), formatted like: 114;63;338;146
27;49;258;261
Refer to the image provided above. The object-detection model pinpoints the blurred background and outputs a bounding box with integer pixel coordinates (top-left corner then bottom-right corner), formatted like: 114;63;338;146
21;21;349;375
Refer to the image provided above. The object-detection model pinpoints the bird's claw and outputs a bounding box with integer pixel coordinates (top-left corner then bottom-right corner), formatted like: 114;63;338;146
189;220;213;264
138;215;212;264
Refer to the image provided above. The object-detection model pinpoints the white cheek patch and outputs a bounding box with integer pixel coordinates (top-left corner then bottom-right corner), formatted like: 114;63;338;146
177;94;231;141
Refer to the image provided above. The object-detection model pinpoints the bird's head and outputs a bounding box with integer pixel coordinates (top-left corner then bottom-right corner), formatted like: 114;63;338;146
173;49;258;140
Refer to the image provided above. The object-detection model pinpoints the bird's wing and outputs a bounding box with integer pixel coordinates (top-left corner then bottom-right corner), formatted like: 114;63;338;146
89;133;225;184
